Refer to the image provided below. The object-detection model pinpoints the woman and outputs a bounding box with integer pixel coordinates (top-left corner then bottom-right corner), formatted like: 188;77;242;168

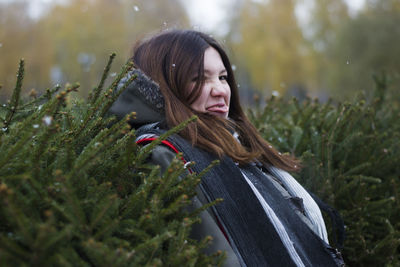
110;29;344;266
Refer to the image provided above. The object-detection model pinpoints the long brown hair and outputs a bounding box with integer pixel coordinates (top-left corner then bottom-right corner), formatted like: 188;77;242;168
132;30;299;172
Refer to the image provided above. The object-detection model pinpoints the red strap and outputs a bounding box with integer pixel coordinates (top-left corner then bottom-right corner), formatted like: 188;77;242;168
136;137;190;167
137;138;180;154
215;216;230;244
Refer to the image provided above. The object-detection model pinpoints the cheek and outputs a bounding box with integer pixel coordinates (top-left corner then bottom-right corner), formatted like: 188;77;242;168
190;88;208;112
227;86;232;101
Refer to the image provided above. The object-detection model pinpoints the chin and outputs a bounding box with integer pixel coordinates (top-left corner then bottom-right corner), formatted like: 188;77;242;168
207;111;228;119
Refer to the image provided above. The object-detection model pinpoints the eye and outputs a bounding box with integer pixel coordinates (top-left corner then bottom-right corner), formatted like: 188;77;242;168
219;75;228;81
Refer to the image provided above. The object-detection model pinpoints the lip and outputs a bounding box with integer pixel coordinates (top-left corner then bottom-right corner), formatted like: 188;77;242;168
206;104;229;114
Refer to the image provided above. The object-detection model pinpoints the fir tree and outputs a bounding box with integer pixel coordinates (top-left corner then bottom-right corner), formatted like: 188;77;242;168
248;74;400;266
0;56;224;266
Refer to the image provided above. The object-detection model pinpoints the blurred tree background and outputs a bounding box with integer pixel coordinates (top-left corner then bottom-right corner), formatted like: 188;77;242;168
1;0;399;102
0;0;190;100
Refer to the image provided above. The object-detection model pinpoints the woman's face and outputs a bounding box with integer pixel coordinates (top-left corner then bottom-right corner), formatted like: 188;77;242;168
189;47;231;119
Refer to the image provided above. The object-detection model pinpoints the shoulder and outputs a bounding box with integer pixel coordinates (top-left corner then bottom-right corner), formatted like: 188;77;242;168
149;145;177;174
135;122;180;174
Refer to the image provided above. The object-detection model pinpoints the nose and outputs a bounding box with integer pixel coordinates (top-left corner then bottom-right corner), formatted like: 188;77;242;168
210;81;228;97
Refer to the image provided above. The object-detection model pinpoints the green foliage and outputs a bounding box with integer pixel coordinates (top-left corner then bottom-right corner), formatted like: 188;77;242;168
248;74;400;266
0;58;224;266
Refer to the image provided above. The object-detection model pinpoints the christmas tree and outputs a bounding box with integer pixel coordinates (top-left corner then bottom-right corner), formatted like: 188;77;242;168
0;56;224;266
248;74;400;266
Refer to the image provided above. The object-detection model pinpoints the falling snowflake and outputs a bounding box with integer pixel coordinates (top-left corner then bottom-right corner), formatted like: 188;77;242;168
42;116;53;126
33;124;39;129
110;72;117;77
133;5;139;11
231;65;237;71
172;63;176;67
272;91;280;97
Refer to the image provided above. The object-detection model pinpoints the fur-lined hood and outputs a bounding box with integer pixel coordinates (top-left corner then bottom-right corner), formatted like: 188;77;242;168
109;69;165;127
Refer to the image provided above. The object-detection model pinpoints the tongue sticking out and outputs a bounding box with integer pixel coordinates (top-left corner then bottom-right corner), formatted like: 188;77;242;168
207;104;229;113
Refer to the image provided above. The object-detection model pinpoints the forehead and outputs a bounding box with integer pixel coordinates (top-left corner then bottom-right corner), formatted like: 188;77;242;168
204;47;226;73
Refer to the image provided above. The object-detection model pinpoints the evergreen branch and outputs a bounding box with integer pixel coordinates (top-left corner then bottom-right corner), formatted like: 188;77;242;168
37;225;74;261
73;62;133;140
19;84;62;110
332;131;362;158
97;71;137;118
188;198;223;218
120;189;148;220
89;53;116;104
298;100;319;130
30;222;72;266
25;173;47;200
119;222;151;241
0;85;74;170
69;120;127;175
195;159;220;179
105;131;137;179
91;60;134;110
0;235;30;262
173;219;192;257
346;175;382;184
366;198;396;218
0;127;39;170
108;60;135;94
63;179;88;228
342;162;372;176
159;193;191;218
133;231;172;258
325;105;347;180
290;126;303;153
89;194;118;232
92;217;120;240
49;201;77;224
0;172;30;181
31;125;58;180
4;195;35;245
153;157;188;199
372;73;388;112
2;59;24;131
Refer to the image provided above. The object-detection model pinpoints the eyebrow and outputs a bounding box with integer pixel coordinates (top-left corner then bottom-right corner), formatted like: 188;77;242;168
204;69;227;75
